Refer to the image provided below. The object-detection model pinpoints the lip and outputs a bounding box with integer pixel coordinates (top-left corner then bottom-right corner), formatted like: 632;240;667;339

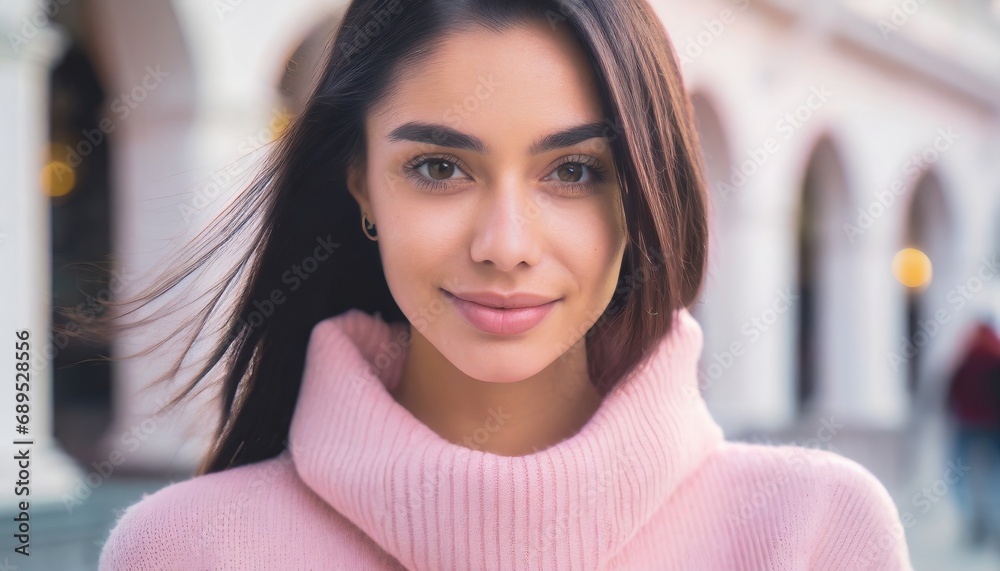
442;289;560;336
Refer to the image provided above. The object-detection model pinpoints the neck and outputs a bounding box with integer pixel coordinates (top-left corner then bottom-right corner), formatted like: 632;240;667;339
390;327;604;457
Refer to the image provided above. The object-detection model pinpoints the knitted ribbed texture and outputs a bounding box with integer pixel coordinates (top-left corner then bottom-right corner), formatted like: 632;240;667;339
99;308;913;570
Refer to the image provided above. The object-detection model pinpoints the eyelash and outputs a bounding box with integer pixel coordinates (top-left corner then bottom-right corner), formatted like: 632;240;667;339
402;153;611;195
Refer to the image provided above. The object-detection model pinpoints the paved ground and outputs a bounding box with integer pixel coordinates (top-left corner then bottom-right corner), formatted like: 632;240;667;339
2;476;172;571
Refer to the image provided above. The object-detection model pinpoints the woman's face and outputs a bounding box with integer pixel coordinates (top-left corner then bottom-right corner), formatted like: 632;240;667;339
348;21;627;384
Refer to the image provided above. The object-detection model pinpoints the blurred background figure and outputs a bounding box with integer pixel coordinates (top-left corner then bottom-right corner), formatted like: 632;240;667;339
945;315;1000;551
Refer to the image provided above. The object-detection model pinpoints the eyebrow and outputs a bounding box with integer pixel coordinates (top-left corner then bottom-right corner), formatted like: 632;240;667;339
386;121;611;155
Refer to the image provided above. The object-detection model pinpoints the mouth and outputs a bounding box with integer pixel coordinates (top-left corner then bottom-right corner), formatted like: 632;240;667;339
441;289;560;336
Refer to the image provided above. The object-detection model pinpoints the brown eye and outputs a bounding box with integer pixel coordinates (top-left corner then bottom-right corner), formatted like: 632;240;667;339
556;162;584;183
428;160;455;181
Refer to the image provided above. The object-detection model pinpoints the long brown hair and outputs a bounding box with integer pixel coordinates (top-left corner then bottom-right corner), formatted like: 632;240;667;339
61;0;710;475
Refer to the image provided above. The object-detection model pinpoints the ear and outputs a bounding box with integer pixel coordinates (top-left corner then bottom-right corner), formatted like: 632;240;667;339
346;161;372;218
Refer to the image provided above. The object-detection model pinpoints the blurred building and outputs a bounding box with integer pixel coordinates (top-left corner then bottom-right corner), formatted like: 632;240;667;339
682;0;1000;435
1;0;999;568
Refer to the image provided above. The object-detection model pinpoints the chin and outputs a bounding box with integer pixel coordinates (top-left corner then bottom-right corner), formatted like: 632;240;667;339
449;352;550;384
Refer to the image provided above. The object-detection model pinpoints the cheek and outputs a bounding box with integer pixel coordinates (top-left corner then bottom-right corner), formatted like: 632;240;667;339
374;197;467;303
383;201;465;259
551;199;626;295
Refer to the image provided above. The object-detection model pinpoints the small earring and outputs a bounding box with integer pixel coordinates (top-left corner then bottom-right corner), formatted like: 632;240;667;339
361;211;378;241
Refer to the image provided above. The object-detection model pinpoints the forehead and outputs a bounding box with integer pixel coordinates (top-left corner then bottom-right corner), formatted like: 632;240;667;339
367;22;607;144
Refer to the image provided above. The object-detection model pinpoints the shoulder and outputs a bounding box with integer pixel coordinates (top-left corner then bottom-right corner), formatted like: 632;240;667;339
705;439;881;487
99;453;394;570
98;453;305;570
703;440;913;570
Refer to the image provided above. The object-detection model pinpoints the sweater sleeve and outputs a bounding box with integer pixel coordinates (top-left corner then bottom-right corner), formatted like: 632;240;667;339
807;453;913;570
98;482;206;570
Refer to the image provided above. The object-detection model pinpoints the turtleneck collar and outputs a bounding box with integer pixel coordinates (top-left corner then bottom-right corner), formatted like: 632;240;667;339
289;308;725;570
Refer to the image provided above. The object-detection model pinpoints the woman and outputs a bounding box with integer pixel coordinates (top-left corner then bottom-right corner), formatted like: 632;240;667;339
95;0;912;568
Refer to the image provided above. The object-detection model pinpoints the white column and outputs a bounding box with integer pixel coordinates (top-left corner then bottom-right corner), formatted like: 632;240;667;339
0;1;81;510
702;198;798;434
87;0;291;472
813;235;909;428
87;0;219;472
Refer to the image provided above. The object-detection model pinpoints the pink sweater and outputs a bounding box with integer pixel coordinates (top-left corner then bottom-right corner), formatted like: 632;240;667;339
99;308;913;570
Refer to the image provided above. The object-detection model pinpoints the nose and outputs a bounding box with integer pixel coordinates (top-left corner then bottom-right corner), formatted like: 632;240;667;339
469;182;544;271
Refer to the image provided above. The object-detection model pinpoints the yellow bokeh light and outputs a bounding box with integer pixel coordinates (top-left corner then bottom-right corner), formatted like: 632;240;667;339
269;108;293;142
892;247;932;288
41;160;76;198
